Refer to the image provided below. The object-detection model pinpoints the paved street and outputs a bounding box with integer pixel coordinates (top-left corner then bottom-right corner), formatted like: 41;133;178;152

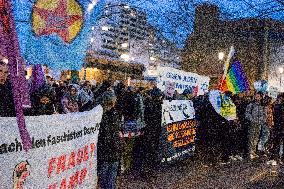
118;158;284;189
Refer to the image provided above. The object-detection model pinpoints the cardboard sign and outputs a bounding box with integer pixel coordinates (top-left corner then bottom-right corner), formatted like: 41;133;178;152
254;80;268;92
209;90;237;121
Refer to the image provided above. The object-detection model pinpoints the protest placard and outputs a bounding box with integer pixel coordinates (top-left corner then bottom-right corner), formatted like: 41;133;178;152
156;67;210;96
160;100;196;163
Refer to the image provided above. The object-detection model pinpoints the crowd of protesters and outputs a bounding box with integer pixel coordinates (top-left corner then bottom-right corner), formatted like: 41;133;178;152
1;61;284;189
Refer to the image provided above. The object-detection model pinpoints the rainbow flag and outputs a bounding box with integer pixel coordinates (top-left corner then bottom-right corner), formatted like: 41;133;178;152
219;49;250;94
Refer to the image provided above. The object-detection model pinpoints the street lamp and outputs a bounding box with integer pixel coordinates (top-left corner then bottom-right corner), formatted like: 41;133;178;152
121;43;128;48
150;57;156;61
218;52;225;60
101;26;109;31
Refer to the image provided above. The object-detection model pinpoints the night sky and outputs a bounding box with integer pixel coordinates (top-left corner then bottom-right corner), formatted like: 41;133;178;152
128;0;284;47
12;0;284;50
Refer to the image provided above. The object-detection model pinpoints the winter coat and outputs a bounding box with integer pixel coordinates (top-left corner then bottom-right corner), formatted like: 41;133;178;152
121;91;139;121
0;81;16;117
32;103;55;116
97;108;122;163
273;103;284;134
245;101;266;125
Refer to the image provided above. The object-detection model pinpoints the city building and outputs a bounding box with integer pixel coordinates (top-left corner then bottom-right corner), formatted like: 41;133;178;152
85;2;182;83
85;2;149;82
144;26;182;79
182;4;284;89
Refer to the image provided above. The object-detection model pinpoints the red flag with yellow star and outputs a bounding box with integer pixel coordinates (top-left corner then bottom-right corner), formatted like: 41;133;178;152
14;0;105;70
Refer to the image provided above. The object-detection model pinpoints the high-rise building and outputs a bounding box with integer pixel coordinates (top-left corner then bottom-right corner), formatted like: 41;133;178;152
86;2;181;82
89;2;149;63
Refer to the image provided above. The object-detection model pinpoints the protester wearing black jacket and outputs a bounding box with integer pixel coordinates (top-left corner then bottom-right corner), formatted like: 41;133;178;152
0;62;15;117
30;84;56;116
267;93;284;165
142;83;164;171
97;91;122;189
0;80;16;117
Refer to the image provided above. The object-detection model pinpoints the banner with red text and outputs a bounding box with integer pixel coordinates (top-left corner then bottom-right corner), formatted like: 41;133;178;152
160;100;196;163
0;105;103;189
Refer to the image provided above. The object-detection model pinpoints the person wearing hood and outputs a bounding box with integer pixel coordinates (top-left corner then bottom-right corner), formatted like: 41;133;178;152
97;90;122;189
78;81;94;112
61;84;80;113
30;84;57;116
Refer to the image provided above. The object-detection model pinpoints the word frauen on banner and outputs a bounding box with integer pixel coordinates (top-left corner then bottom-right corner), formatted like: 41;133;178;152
160;100;196;163
156;67;210;95
0;106;103;189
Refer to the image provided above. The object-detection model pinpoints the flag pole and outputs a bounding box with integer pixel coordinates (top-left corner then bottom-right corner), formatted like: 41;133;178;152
3;0;32;151
219;46;235;91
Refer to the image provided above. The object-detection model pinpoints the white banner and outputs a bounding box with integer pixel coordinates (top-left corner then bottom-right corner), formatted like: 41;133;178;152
162;100;195;125
0;106;103;189
156;67;210;95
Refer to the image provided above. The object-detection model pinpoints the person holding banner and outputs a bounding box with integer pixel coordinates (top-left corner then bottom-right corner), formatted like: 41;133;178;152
30;84;57;116
0;59;15;117
97;91;122;189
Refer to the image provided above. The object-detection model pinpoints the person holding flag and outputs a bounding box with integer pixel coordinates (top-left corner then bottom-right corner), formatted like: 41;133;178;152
218;46;250;162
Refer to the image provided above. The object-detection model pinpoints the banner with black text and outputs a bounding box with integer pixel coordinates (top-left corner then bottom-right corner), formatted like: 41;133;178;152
0;106;103;189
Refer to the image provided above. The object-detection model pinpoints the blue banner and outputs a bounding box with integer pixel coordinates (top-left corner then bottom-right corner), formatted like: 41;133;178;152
12;0;105;70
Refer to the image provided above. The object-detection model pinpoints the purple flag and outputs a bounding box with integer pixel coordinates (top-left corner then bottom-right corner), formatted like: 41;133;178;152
30;64;46;93
0;0;32;151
